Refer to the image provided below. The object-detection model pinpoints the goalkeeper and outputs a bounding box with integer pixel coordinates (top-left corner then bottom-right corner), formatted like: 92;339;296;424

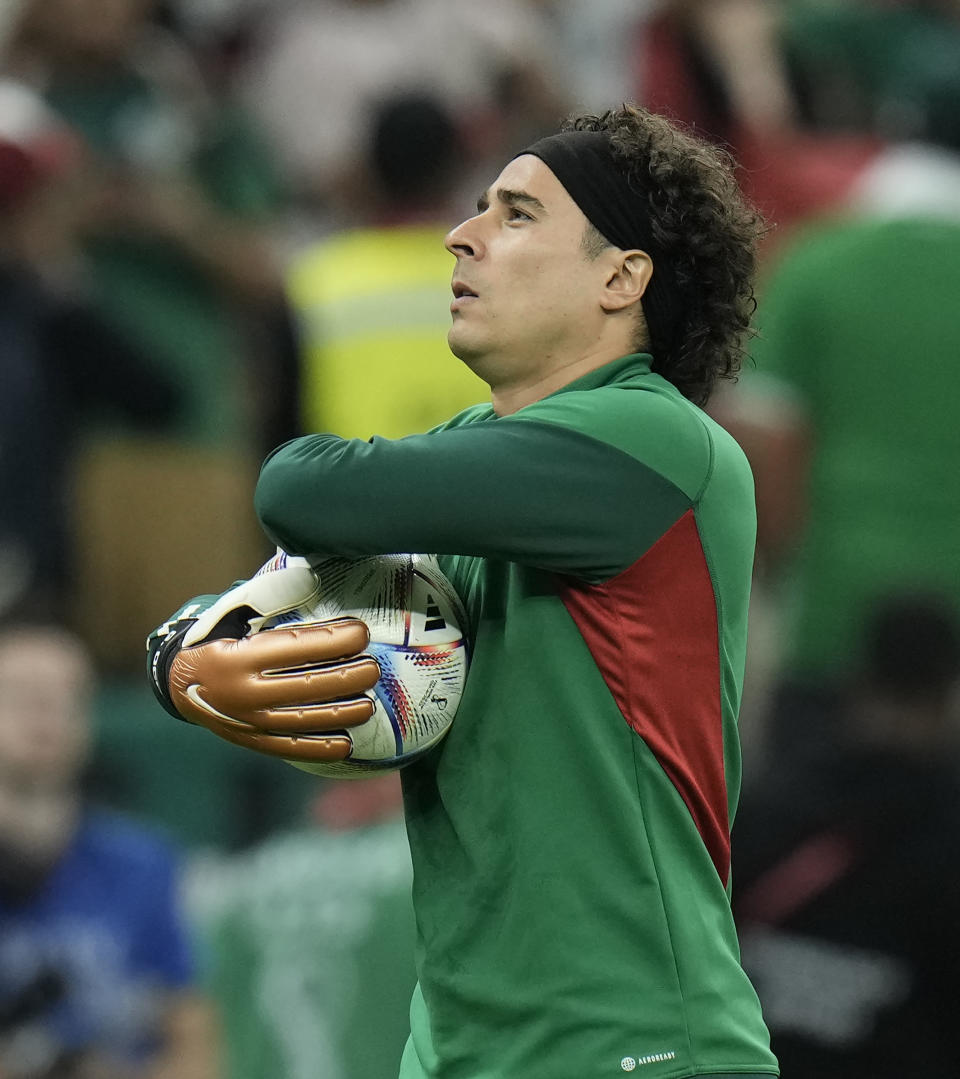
149;105;778;1079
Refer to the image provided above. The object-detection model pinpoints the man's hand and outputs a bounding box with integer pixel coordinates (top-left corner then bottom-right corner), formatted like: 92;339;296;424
147;556;381;764
169;618;380;763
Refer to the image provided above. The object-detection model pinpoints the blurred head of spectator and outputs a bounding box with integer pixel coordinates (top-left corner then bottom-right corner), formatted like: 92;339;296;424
16;0;156;70
0;620;93;898
849;593;960;758
356;92;465;223
879;35;960;152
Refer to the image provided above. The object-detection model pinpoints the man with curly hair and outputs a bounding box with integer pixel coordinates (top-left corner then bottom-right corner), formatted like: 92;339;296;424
149;105;777;1078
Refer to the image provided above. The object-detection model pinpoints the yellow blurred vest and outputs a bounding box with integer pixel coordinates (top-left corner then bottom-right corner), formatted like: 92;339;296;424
288;225;485;439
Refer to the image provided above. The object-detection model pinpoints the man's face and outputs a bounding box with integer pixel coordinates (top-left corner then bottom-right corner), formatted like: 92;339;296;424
445;155;614;391
0;631;92;788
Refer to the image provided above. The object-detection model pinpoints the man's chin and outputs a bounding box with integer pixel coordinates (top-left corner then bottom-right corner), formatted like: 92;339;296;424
447;332;487;372
450;334;517;393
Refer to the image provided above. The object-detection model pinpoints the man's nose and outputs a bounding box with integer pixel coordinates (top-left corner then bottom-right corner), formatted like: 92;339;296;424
444;217;482;259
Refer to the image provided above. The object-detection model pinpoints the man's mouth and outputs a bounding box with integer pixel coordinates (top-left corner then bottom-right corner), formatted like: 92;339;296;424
451;282;478;300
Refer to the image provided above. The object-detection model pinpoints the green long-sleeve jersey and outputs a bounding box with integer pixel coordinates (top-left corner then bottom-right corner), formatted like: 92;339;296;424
254;353;778;1079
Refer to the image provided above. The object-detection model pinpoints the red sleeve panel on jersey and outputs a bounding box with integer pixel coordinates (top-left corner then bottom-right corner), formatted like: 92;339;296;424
557;509;730;884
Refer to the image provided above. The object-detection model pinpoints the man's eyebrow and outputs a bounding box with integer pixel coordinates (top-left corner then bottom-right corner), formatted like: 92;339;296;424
476;188;547;214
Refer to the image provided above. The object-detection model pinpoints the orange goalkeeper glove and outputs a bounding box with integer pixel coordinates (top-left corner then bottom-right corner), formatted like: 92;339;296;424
146;555;381;764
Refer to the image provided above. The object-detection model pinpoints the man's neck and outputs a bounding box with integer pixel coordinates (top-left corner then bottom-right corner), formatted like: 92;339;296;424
491;345;629;417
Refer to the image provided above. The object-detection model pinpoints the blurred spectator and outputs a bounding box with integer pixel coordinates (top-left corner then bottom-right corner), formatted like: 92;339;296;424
634;0;883;246
7;0;285;446
0;78;179;619
0;619;219;1079
190;774;415;1079
782;0;960;137
288;93;484;440
637;0;798;143
637;0;960;147
714;65;960;762
3;0;292;670
235;0;565;224
732;594;960;1076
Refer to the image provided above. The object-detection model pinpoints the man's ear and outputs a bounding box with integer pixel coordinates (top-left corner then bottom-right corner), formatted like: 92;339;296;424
600;250;653;313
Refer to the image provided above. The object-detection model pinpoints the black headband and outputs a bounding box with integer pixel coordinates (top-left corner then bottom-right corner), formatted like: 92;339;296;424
517;130;680;356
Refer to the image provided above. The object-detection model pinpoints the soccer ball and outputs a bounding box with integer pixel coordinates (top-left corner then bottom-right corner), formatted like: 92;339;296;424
262;553;469;778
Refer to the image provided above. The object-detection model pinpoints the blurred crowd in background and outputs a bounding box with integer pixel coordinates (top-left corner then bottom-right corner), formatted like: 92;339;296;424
0;0;958;1076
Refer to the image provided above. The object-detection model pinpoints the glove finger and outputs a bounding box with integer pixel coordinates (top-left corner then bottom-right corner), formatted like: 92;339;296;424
171;620;373;688
243;619;373;670
253;695;376;733
203;719;355;763
245;657;381;711
171;669;377;731
188;656;381;718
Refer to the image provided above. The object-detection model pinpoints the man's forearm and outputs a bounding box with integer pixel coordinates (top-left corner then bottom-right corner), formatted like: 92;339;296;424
254;422;691;583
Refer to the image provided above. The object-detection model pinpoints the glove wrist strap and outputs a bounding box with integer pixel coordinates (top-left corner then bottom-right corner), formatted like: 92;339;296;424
147;621;197;722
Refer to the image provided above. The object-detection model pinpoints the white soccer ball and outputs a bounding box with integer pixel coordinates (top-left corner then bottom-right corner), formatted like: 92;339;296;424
262;553;469;778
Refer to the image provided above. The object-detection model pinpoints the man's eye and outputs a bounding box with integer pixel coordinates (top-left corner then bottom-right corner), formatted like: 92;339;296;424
507;207;532;222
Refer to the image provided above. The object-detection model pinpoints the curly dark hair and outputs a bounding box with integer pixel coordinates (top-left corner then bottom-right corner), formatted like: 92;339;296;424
564;106;765;405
